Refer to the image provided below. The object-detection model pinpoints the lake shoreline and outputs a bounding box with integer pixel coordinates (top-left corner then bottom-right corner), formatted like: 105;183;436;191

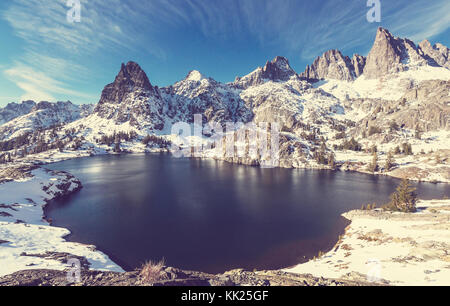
285;199;450;285
0;153;449;285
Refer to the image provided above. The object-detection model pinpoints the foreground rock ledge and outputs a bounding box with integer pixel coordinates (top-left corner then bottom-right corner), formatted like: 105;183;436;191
0;267;379;286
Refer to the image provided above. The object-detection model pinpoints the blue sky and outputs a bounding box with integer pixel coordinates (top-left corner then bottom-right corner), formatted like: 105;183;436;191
0;0;449;106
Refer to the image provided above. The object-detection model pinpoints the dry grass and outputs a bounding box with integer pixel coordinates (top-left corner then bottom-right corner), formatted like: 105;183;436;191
139;258;165;285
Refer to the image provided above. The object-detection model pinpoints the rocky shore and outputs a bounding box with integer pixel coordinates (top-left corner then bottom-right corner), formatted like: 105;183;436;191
0;266;377;286
0;165;122;277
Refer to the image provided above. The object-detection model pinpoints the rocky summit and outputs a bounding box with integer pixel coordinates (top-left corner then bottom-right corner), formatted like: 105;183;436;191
234;56;299;88
300;49;364;81
301;27;450;81
418;40;450;69
363;27;429;79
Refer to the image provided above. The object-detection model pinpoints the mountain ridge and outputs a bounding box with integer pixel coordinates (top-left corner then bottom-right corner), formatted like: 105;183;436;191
0;27;449;184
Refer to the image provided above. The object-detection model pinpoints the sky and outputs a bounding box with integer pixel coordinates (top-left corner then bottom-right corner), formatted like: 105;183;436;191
0;0;449;106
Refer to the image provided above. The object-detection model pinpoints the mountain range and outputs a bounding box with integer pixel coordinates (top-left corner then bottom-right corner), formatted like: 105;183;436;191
0;27;449;181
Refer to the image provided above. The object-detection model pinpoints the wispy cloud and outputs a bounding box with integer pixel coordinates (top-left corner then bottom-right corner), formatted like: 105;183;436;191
4;62;96;102
1;0;449;104
385;1;450;42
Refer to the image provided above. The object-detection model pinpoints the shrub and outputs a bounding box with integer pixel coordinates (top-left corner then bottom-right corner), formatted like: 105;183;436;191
389;121;399;132
139;259;165;285
341;137;362;151
335;132;346;140
435;153;441;164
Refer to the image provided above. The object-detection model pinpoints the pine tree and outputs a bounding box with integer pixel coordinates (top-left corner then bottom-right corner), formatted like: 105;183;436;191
328;152;336;170
384;151;395;172
402;142;413;155
368;151;378;173
415;125;422;140
389;179;417;212
371;145;378;154
114;141;121;153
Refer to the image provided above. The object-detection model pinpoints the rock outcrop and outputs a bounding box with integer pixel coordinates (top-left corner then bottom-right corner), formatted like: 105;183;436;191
94;61;165;129
363;27;428;79
0;101;36;125
300;28;449;82
97;62;155;107
300;50;362;81
351;54;366;78
418;40;450;69
235;56;299;88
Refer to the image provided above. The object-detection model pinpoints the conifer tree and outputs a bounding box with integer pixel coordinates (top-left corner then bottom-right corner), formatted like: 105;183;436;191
384;151;395;171
368;151;378;173
328;152;336;170
389;179;417;212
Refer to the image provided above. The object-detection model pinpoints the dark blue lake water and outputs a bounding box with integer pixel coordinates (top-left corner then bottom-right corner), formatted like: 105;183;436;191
45;154;449;273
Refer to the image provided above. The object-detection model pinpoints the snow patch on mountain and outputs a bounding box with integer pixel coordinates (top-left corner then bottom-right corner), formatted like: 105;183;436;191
315;65;450;101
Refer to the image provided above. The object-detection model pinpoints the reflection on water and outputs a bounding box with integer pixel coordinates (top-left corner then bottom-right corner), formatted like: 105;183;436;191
45;153;449;273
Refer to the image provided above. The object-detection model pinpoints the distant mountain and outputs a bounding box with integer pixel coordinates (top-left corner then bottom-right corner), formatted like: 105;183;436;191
234;56;300;88
0;101;36;125
0;101;94;141
300;50;366;81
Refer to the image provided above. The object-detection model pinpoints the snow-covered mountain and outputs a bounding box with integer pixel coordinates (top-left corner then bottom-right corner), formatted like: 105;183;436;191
0;101;36;125
1;27;449;182
300;50;366;81
301;27;450;81
0;101;94;141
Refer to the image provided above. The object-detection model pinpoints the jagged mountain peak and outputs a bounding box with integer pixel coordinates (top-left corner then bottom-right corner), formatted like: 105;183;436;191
359;27;404;79
115;61;153;90
376;27;394;39
0;100;37;125
262;56;296;80
418;40;450;69
363;27;427;79
97;61;156;107
94;61;164;129
300;49;362;81
234;56;298;89
301;27;449;81
265;56;291;70
32;101;75;111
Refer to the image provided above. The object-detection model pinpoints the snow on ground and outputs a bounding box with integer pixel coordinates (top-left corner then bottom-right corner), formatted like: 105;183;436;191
317;66;450;101
0;168;123;277
285;199;450;286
